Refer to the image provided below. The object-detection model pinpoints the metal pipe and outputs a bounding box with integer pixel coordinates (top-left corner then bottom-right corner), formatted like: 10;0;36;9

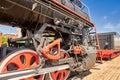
0;64;69;80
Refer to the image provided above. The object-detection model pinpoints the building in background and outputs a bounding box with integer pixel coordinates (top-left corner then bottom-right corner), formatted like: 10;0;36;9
0;32;2;47
0;32;19;47
4;33;18;39
17;28;22;38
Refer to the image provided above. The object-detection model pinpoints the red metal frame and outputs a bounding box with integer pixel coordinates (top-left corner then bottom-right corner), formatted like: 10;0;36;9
74;46;82;55
96;50;120;60
93;27;103;63
42;39;61;60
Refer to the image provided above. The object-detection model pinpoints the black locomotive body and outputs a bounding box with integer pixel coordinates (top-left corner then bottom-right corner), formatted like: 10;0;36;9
0;0;98;80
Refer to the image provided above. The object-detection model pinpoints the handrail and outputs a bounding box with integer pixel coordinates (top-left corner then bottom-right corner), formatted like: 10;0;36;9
50;0;94;26
80;0;91;19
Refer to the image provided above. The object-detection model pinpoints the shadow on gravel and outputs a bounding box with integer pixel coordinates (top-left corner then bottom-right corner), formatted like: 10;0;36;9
68;70;91;80
91;67;100;70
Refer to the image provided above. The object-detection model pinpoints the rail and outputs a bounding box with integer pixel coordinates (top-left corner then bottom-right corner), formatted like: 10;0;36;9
80;0;91;19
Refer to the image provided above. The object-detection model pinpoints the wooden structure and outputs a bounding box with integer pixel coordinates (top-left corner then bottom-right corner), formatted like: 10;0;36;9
71;56;120;80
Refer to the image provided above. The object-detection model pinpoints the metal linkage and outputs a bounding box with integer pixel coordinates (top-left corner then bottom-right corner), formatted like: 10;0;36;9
9;23;48;42
0;64;69;80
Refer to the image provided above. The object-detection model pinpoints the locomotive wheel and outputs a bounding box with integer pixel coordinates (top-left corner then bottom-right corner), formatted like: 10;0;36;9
0;49;44;80
48;50;70;80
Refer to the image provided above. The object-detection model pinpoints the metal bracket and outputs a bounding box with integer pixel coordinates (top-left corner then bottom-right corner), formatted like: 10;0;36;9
34;23;47;42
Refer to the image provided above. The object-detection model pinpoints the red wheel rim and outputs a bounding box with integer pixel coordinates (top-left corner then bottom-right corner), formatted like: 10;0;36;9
49;51;70;80
50;70;70;80
0;49;44;80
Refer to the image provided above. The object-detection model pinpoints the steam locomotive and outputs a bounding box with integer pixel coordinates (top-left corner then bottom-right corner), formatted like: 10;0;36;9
0;0;99;80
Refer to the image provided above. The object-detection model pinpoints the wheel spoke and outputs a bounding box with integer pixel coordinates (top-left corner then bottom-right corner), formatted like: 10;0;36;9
31;62;37;67
38;75;44;80
0;49;44;80
24;53;33;67
63;70;69;79
11;57;24;69
49;50;70;80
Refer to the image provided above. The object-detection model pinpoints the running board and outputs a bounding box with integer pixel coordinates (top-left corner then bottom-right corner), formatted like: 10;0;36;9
0;64;69;80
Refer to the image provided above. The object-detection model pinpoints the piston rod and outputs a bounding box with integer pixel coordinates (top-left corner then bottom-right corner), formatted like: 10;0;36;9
0;64;69;80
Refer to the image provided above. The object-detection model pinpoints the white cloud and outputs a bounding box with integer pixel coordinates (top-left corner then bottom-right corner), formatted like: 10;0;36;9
116;23;120;28
104;23;120;32
104;23;113;29
103;16;108;20
97;22;120;34
111;10;118;15
103;22;120;32
100;22;120;34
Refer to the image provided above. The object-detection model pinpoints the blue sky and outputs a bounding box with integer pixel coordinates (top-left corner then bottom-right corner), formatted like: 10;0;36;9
83;0;120;34
0;0;120;34
0;24;18;34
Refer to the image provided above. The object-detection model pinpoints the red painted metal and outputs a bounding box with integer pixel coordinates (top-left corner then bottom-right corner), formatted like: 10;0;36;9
93;27;103;63
96;32;120;63
1;50;44;80
0;32;2;47
49;51;70;80
42;39;61;60
74;46;82;54
96;50;120;60
50;70;70;80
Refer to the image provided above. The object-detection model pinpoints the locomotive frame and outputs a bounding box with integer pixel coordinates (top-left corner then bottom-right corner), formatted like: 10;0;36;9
0;0;100;80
